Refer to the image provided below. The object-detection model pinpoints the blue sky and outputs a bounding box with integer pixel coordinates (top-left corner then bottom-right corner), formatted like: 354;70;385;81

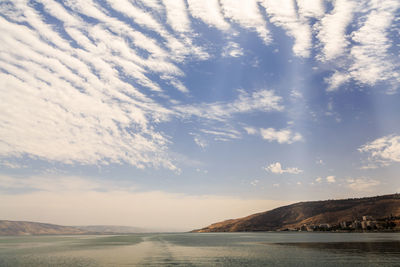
0;0;400;230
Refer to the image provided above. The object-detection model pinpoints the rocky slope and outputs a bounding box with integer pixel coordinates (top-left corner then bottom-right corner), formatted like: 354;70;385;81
193;193;400;232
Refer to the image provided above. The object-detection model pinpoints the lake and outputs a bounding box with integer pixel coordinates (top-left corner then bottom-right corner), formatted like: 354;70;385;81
0;232;399;266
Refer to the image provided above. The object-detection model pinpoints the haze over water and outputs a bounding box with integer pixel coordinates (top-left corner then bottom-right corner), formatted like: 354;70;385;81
1;233;400;266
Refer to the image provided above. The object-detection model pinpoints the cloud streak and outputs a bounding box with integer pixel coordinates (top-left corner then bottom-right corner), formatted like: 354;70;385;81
176;89;283;121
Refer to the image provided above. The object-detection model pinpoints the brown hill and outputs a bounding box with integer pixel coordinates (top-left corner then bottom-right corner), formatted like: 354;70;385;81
193;193;400;232
0;220;89;235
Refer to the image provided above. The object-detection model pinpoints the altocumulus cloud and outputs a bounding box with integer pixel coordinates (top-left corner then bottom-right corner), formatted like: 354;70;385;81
0;0;399;170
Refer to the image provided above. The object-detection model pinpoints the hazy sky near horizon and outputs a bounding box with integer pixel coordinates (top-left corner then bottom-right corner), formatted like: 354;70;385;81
1;0;400;231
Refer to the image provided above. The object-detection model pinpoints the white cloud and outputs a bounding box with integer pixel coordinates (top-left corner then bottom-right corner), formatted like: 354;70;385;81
195;168;208;174
222;42;244;58
220;0;270;44
325;71;351;92
106;0;164;35
245;127;303;144
1;0;290;169
250;179;259;186
167;78;190;94
265;162;303;174
290;90;303;100
176;89;283;121
6;0;397;97
187;0;230;31
359;135;400;168
346;177;380;192
260;128;303;144
175;89;283;143
0;175;290;231
2;0;398;175
104;0;198;61
193;136;208;149
135;0;164;11
321;0;400;91
160;0;210;62
191;127;242;145
260;0;312;57
0;71;176;170
347;0;400;88
0;2;182;170
244;127;258;135
296;0;325;19
200;128;241;140
316;0;356;61
326;175;336;183
162;0;191;33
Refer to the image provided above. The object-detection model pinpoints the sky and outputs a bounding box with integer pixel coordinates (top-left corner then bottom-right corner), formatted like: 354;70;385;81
0;0;400;231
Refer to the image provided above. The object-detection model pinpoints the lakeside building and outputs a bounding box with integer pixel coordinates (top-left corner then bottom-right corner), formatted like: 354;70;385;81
285;215;399;232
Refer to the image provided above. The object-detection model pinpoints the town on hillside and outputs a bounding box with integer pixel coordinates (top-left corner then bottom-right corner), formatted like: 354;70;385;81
279;215;400;232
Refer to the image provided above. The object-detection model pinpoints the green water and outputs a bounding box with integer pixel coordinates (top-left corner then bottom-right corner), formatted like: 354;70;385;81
0;232;399;266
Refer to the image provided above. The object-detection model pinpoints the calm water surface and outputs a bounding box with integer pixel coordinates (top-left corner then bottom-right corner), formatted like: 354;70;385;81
0;232;399;266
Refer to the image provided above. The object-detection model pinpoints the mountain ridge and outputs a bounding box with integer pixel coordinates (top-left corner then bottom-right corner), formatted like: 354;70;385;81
192;193;400;232
0;220;89;236
0;221;148;235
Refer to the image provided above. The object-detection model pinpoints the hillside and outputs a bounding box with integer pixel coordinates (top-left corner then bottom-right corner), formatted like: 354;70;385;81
0;220;89;235
193;194;400;232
